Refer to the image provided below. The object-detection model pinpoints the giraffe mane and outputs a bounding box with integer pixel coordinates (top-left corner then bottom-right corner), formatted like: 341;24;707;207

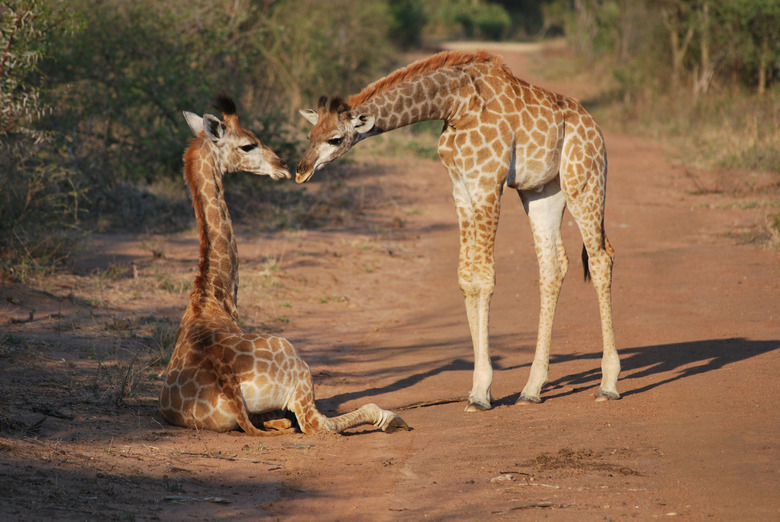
346;50;500;109
182;140;210;310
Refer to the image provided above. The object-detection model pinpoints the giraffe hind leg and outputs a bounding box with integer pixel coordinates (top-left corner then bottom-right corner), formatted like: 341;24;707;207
565;192;620;400
228;385;297;436
211;357;297;436
588;233;619;401
584;236;619;401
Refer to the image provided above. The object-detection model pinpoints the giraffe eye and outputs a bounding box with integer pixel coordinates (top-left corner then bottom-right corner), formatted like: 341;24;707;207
239;143;257;152
327;137;344;146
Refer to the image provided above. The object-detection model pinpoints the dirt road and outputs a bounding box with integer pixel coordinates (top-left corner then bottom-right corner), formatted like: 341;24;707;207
1;43;778;520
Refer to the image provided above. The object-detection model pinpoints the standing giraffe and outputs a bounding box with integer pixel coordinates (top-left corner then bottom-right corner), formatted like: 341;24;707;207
159;94;409;435
296;51;619;411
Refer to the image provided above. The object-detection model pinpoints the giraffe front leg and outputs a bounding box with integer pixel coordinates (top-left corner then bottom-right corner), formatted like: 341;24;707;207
517;185;567;404
377;409;411;433
360;403;410;433
289;372;410;434
456;206;499;413
301;402;409;434
463;281;494;412
324;404;410;433
444;164;501;413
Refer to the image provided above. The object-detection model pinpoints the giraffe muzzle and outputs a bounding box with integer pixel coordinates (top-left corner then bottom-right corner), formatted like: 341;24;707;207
295;164;314;184
273;160;292;180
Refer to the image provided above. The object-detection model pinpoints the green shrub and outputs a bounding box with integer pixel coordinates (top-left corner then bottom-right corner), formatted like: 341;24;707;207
0;1;83;278
388;0;428;49
475;3;512;40
1;0;402;277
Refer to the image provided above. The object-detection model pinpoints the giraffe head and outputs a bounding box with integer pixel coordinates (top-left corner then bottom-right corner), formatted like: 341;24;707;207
295;96;376;183
184;94;290;180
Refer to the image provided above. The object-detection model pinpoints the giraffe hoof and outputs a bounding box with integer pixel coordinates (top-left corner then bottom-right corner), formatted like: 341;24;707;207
595;389;620;402
382;414;410;433
516;393;541;405
464;400;492;412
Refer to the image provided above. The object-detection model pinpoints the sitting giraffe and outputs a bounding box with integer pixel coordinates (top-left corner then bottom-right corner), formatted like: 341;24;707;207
296;51;619;410
158;94;409;436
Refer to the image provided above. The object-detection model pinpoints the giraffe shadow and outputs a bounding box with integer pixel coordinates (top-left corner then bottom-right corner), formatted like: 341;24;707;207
320;337;779;408
494;337;780;405
318;356;478;412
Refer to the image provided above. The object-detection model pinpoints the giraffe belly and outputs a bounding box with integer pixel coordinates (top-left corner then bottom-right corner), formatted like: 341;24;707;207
240;379;291;414
506;150;560;191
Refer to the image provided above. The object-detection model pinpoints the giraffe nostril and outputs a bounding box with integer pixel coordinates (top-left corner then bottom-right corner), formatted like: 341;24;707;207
296;163;307;174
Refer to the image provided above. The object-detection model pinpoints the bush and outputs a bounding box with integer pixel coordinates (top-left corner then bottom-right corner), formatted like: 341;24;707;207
475;3;512;40
433;0;513;41
388;0;428;49
1;0;401;278
0;1;83;278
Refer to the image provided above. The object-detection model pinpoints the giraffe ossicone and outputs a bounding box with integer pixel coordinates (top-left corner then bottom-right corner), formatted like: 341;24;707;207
158;94;409;435
296;51;620;411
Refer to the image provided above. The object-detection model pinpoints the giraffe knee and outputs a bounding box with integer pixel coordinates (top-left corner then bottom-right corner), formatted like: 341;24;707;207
586;252;613;286
458;269;495;297
604;237;615;261
558;252;569;280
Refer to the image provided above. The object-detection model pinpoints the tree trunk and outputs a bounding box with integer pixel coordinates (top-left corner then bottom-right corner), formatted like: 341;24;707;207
661;5;694;91
693;2;713;98
758;33;768;96
575;0;598;68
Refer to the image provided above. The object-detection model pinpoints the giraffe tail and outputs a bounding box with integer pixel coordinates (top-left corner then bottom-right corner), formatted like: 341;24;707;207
581;216;613;283
582;245;591;282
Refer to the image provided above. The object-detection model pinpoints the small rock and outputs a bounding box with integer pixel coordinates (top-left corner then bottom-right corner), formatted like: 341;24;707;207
490;474;514;483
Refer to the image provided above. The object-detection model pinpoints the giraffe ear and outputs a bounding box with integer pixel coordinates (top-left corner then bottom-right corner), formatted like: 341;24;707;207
202;113;226;142
352;113;375;132
299;109;319;126
183;111;204;136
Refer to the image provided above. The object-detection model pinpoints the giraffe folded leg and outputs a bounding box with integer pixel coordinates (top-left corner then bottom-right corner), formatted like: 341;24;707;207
290;382;410;434
211;357;298;436
323;403;410;433
251;411;295;432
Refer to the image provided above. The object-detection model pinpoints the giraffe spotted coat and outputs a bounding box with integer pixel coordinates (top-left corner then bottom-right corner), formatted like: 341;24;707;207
296;51;619;411
159;95;409;435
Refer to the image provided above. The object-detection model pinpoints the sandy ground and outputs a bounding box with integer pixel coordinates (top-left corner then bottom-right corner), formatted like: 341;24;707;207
1;43;779;520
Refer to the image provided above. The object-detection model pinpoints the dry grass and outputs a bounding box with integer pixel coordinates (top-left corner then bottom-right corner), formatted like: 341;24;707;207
603;89;779;175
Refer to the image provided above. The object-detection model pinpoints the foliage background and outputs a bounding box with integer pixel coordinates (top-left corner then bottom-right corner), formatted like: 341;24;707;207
1;0;777;279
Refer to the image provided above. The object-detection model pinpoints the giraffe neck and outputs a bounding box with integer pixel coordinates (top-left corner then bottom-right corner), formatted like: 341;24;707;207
348;66;473;132
183;139;239;320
